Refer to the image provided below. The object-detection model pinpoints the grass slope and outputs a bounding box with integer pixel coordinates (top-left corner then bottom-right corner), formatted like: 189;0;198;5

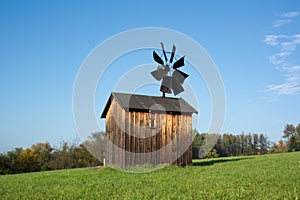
0;152;299;199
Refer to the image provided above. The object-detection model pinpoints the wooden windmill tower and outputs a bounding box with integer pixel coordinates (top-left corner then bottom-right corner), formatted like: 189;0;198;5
101;43;197;167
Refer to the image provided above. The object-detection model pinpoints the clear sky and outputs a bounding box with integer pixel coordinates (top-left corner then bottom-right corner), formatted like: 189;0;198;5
1;1;300;152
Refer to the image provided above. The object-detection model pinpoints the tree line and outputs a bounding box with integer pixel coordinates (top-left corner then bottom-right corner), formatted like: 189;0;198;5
0;132;105;175
192;123;300;159
1;123;299;175
269;123;300;153
192;131;269;159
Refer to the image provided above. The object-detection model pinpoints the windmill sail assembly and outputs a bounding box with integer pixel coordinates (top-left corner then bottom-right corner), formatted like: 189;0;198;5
151;42;189;97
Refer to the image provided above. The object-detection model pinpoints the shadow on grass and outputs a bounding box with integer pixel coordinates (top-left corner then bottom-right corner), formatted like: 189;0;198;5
193;157;253;166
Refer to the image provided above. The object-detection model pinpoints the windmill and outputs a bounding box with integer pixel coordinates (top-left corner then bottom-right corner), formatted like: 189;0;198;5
151;42;189;97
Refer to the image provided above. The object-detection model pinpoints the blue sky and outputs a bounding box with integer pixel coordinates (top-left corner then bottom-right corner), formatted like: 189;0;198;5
1;1;300;152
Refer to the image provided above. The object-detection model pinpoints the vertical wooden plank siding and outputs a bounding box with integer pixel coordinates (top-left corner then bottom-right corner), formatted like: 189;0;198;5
105;96;193;167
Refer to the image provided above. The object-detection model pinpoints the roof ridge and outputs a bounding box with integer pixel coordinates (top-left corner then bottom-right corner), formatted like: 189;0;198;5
101;92;197;118
112;92;180;100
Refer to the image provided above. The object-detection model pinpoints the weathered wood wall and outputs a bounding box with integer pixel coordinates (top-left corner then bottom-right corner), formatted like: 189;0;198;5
106;98;192;168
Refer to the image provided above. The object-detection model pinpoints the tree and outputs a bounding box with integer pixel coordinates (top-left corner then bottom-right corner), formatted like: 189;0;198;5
206;149;219;158
288;135;300;152
244;133;254;155
83;131;106;164
31;142;53;171
281;123;300;152
253;133;259;154
7;148;23;174
259;134;269;154
192;131;204;159
0;153;11;174
296;123;300;136
17;148;39;172
278;139;284;149
214;135;226;157
283;124;296;140
235;135;241;156
198;133;220;158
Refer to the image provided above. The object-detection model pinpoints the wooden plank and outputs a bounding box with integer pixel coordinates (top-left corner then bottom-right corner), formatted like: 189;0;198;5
110;99;115;166
110;107;114;166
175;114;180;166
166;113;172;163
130;112;135;166
115;100;119;166
105;108;110;165
125;111;130;168
142;112;146;164
151;113;156;166
165;114;169;163
156;113;161;165
182;115;187;167
172;114;177;165
139;112;144;165
120;108;125;168
187;115;192;166
112;99;117;166
180;114;185;167
135;112;140;165
145;113;151;164
108;102;113;165
143;112;147;164
109;110;113;166
177;115;182;166
116;99;121;167
161;114;166;163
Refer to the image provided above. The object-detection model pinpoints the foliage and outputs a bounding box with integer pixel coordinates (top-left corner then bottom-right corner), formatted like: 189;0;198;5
0;133;104;175
205;148;219;158
283;124;296;140
281;123;300;152
191;130;204;159
0;152;299;199
83;131;106;162
192;132;270;158
2;122;300;175
288;135;300;152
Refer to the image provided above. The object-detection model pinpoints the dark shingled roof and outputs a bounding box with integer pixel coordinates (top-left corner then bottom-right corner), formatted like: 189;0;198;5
101;92;198;118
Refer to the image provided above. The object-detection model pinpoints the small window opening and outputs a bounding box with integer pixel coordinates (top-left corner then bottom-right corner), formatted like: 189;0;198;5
150;119;155;128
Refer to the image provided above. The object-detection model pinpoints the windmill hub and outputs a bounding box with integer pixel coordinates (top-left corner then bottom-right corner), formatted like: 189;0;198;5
151;42;189;97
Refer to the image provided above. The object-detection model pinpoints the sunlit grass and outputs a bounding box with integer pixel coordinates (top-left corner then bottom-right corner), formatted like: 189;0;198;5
0;152;299;199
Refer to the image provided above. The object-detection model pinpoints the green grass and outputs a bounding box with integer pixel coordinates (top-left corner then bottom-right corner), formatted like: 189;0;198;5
1;152;299;199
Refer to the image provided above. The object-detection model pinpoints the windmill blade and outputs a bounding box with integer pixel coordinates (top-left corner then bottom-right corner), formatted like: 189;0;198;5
170;45;176;63
172;56;185;69
151;68;168;81
160;42;168;63
173;69;189;83
160;76;172;94
153;51;164;65
171;76;184;95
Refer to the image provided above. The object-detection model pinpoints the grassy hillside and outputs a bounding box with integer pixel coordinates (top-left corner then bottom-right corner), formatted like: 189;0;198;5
0;152;299;199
